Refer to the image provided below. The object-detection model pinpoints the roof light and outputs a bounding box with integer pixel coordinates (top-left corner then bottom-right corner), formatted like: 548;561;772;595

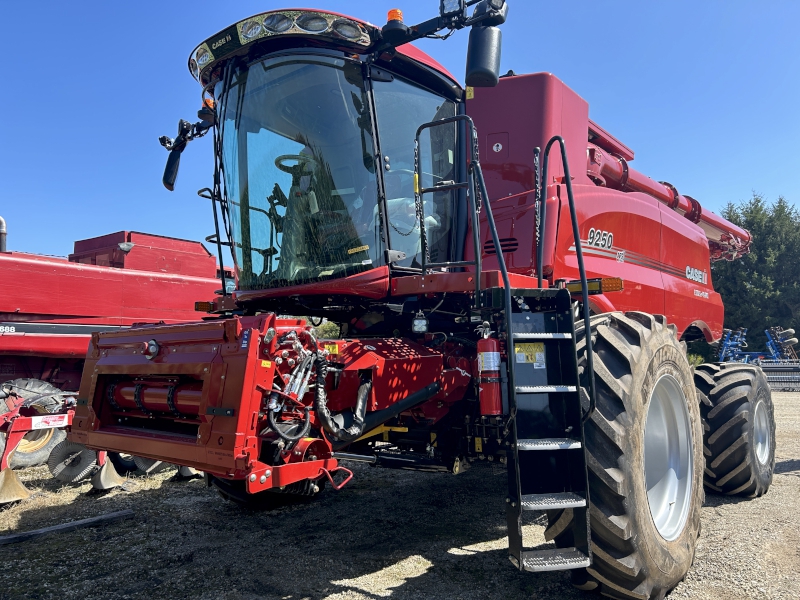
332;18;363;41
296;13;329;32
195;47;211;67
241;19;263;40
440;0;465;17
188;10;375;83
263;13;292;33
387;9;404;22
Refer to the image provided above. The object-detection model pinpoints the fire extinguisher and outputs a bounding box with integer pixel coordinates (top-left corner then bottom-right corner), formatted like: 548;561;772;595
477;328;502;416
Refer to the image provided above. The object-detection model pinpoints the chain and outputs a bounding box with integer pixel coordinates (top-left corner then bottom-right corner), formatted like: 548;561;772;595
390;218;418;237
414;139;430;265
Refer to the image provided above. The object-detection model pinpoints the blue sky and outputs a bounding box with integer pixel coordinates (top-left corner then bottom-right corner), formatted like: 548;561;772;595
1;1;798;258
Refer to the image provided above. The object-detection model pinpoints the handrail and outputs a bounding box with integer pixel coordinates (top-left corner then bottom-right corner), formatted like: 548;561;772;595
414;114;483;304
538;137;597;422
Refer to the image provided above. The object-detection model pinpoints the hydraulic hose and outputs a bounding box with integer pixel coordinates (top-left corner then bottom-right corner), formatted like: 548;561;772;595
314;355;370;442
268;401;311;442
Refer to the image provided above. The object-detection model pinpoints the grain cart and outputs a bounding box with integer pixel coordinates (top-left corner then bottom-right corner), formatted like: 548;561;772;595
0;229;230;498
70;3;777;598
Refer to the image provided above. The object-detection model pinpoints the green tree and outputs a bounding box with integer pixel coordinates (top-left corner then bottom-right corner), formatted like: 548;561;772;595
711;193;800;352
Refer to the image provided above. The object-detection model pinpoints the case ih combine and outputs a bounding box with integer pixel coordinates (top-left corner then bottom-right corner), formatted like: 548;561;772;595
0;228;229;498
69;3;776;598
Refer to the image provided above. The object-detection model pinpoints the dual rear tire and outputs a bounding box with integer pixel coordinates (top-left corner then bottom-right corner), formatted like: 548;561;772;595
694;363;775;496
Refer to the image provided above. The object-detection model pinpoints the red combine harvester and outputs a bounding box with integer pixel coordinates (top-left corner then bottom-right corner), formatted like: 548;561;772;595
70;4;776;598
0;228;229;498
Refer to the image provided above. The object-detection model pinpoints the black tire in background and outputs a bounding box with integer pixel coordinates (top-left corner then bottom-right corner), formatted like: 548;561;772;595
545;312;704;600
2;378;68;468
108;452;140;475
207;473;324;511
694;363;776;496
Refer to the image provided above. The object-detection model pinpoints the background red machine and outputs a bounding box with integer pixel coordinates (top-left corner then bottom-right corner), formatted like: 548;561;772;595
0;227;228;492
69;4;775;600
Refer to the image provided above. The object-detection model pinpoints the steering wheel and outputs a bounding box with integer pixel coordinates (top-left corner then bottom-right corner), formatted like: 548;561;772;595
275;154;319;174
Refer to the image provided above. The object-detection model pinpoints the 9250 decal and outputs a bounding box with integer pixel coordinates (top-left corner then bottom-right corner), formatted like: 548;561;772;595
587;228;614;249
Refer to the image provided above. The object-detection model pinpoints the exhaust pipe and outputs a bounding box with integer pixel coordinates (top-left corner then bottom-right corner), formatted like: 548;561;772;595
0;215;6;252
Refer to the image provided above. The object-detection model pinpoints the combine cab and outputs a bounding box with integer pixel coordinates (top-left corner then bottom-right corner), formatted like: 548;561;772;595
71;3;776;598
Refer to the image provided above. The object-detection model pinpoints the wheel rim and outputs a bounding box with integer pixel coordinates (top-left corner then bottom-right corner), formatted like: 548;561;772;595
17;405;54;454
644;374;694;541
17;428;54;454
753;399;770;465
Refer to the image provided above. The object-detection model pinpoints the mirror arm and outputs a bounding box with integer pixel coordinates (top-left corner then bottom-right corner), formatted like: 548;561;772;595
373;0;506;54
159;118;214;191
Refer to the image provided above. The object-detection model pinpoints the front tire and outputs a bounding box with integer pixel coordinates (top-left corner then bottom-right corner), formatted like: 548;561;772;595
546;312;704;600
694;363;775;496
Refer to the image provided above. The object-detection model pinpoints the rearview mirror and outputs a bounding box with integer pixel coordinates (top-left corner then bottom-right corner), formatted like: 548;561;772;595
465;25;502;87
159;119;193;191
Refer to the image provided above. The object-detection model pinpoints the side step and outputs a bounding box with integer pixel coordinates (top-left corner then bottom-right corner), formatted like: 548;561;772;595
521;492;586;510
518;438;581;450
520;548;591;573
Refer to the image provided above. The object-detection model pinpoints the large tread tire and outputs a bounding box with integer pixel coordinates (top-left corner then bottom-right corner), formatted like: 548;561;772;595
545;312;704;600
694;363;775;496
3;378;68;468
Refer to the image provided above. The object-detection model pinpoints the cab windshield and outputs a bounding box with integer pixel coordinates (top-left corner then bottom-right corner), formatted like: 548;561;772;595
219;55;380;290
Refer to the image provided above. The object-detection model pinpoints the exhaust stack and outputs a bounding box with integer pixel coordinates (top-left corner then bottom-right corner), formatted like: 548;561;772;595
0;215;6;252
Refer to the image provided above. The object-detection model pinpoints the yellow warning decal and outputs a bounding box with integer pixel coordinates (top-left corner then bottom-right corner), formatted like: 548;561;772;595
324;344;339;355
515;342;546;369
260;360;272;368
414;172;419;193
465;86;474;100
475;437;483;453
347;245;369;255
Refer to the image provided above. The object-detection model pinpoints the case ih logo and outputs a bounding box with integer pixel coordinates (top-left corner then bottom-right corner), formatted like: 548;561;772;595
212;34;232;50
685;266;707;284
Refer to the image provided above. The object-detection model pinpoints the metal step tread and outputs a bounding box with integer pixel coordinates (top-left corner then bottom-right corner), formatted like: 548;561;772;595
516;385;577;393
521;548;591;572
512;332;572;340
518;438;582;450
521;492;586;510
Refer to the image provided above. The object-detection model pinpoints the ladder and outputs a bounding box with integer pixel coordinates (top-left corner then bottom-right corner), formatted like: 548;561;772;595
501;289;591;571
413;122;596;572
476;137;596;573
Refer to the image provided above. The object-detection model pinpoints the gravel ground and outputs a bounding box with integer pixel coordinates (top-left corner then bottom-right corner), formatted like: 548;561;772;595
0;392;798;600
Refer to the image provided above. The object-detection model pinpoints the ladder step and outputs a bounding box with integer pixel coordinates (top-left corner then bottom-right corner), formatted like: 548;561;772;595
521;492;586;510
518;438;582;450
516;385;576;393
513;332;572;340
521;548;591;572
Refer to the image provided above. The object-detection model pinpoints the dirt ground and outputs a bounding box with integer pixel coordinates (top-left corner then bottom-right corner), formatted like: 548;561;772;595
1;393;798;600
